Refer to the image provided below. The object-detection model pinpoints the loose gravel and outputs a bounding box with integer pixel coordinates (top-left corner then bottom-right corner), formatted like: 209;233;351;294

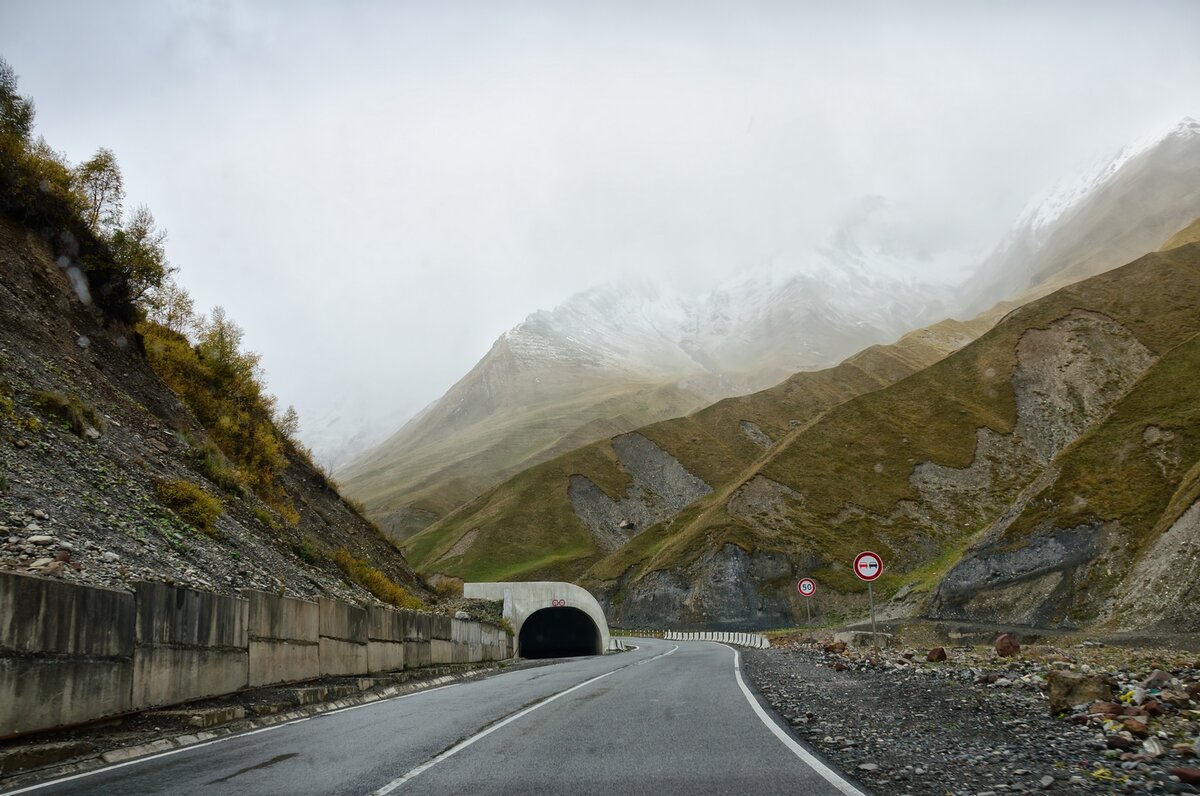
743;635;1200;795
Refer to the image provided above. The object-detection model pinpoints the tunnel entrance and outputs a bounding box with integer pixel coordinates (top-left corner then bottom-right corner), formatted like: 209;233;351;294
518;607;603;658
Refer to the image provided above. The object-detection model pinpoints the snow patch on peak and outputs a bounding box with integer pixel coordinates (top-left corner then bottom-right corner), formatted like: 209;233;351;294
1019;116;1200;237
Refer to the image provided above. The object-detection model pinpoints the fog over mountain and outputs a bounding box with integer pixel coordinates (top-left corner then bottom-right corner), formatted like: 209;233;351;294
2;1;1197;463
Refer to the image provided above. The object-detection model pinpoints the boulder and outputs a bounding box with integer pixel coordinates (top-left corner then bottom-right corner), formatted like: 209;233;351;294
1121;717;1149;738
1046;670;1114;714
1086;700;1123;715
994;634;1021;657
926;647;947;662
823;640;847;654
833;630;892;648
1142;669;1172;689
1171;768;1200;786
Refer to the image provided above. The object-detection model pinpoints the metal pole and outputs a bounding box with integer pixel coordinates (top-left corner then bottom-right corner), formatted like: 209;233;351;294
805;598;811;625
868;582;877;653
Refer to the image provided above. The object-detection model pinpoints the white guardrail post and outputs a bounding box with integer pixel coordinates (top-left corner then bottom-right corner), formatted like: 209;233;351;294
658;630;770;649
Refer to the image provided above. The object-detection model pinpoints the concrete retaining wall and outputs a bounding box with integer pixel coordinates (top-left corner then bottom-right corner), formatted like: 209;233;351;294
0;574;135;737
247;591;319;687
0;572;513;740
318;597;368;677
132;582;249;708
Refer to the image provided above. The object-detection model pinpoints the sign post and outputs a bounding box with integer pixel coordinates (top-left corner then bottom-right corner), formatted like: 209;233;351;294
853;551;884;651
797;578;816;624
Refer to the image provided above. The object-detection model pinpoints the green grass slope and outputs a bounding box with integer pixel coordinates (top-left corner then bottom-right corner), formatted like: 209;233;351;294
403;316;991;581
610;243;1200;601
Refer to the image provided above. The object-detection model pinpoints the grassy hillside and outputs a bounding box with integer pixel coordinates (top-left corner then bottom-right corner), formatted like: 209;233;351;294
346;377;710;540
1161;216;1200;250
630;245;1200;590
403;316;991;580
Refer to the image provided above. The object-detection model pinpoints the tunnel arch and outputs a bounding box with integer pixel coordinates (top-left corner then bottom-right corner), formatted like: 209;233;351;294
518;606;603;658
463;581;612;656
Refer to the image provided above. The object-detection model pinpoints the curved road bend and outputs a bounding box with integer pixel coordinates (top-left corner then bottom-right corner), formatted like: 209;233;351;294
6;638;864;796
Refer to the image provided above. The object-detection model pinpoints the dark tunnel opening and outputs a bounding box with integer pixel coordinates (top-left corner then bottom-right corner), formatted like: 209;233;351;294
518;607;603;658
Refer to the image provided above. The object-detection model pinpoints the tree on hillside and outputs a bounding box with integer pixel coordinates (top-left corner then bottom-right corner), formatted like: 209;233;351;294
109;203;172;303
198;306;263;385
74;147;124;234
147;276;198;337
0;57;35;141
276;405;300;441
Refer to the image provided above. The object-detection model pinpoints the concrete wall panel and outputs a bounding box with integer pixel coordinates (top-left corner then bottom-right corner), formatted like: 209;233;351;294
1;573;133;657
367;640;405;673
430;614;452;641
250;640;319;686
429;639;453;665
318;598;367;643
367;605;407;642
404;641;431;669
132;647;248;708
403;610;430;642
319;637;367;677
0;657;132;738
135;582;247;649
246;591;318;643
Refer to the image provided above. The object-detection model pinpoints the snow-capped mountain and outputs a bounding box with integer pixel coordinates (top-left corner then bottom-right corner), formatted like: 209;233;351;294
967;116;1200;312
338;116;1200;542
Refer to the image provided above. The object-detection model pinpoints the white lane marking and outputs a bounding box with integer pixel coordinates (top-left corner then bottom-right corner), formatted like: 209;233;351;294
370;644;680;794
726;646;866;796
2;674;476;795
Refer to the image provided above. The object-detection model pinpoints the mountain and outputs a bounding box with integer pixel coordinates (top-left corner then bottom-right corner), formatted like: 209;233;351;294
966;116;1200;311
401;312;995;580
344;119;1200;546
407;230;1198;630
591;235;1199;629
343;266;958;542
398;124;1200;631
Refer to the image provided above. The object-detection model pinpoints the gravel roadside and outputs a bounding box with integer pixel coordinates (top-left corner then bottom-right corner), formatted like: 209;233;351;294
743;635;1200;795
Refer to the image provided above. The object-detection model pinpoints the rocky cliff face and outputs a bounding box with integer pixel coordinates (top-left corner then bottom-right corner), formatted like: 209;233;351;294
0;219;427;605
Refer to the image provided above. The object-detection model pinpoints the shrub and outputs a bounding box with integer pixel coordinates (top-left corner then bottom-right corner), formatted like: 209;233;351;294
155;479;223;535
293;539;318;564
140;319;292;516
32;391;103;437
251;506;281;530
331;548;425;610
194;441;244;495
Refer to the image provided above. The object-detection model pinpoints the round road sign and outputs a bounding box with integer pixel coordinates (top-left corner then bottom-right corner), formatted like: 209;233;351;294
853;551;883;582
797;578;817;597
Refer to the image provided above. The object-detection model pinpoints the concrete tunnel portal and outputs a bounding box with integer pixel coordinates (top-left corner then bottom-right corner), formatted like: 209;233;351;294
518;606;603;658
463;581;612;658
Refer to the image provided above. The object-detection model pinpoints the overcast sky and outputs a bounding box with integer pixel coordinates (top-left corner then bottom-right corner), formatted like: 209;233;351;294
2;1;1198;447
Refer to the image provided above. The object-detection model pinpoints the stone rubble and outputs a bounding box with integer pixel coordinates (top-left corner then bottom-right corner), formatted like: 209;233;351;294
745;632;1200;795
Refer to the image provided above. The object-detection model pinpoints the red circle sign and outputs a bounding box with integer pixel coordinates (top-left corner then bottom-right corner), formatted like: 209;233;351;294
797;578;817;597
853;551;883;582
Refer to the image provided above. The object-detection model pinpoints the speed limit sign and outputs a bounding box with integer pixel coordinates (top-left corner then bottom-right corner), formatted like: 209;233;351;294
797;578;816;597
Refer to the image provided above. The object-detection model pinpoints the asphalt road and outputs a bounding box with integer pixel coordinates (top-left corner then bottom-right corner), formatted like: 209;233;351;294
8;638;864;796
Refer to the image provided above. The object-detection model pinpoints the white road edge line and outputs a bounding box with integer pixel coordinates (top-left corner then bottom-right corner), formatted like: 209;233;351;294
370;644;679;794
1;676;473;795
726;645;866;796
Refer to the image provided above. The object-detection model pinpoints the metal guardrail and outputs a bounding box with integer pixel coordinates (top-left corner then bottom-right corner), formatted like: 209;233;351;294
663;630;770;649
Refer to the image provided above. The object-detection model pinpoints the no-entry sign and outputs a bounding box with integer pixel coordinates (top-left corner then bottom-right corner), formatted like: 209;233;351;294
797;578;817;597
853;551;883;582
